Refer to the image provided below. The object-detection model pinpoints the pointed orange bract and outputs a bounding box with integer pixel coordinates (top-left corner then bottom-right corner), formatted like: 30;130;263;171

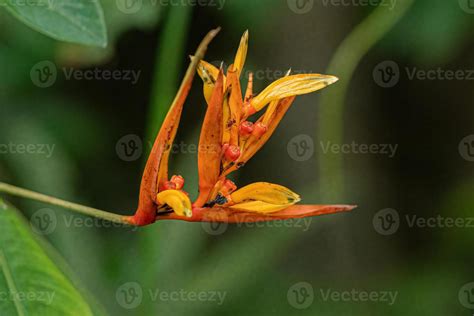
194;70;225;207
129;28;220;226
227;67;244;147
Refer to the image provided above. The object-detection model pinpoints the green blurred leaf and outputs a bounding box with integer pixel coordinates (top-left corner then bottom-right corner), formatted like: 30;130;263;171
57;0;162;64
0;199;96;315
0;97;111;313
1;0;107;47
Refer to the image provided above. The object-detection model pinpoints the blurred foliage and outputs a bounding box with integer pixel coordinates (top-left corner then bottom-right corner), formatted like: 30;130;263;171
384;0;473;65
0;199;106;315
1;0;107;47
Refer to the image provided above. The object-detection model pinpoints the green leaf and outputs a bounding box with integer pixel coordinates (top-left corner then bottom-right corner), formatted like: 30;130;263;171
0;199;95;315
1;0;107;47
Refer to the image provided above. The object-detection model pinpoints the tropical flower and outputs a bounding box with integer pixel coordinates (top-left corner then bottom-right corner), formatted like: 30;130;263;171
127;29;355;226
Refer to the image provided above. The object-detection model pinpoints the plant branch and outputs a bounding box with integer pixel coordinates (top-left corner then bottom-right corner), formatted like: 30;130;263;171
0;182;131;225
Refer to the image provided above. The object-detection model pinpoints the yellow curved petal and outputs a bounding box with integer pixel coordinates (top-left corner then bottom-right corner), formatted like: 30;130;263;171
229;200;289;213
251;74;338;111
233;30;249;78
230;182;300;205
156;190;192;217
197;60;221;103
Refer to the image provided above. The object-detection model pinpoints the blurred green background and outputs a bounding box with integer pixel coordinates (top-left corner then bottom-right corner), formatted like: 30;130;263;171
1;0;474;314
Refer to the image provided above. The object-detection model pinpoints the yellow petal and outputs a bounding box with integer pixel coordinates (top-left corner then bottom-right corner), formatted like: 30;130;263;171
230;182;300;205
156;190;192;217
251;74;338;111
260;69;291;125
197;60;221;103
233;30;249;78
229;200;289;213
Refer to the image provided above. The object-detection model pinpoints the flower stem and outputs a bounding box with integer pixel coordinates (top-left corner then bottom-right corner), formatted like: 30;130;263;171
0;182;132;225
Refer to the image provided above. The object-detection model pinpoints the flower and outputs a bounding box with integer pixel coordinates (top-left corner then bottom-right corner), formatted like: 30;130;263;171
127;29;355;226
